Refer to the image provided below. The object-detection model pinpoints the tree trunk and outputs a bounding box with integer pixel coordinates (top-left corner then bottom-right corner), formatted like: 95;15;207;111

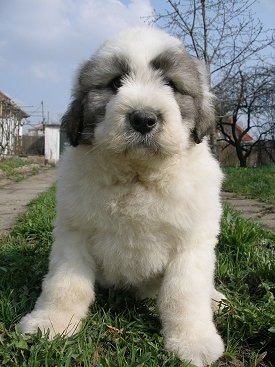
239;158;247;167
236;146;247;167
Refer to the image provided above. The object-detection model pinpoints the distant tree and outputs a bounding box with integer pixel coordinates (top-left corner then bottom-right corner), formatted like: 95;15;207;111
152;0;275;155
153;0;274;82
215;66;275;167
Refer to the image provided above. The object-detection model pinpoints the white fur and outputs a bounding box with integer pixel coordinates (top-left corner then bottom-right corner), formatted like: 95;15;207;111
19;27;225;366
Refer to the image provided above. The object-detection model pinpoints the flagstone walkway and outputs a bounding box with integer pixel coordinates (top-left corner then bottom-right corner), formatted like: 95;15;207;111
0;168;57;237
221;192;275;231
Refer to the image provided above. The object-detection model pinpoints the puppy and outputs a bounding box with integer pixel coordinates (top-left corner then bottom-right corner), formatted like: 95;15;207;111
19;27;225;366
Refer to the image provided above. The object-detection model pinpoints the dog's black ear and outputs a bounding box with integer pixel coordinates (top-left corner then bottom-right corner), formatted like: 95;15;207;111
192;60;216;144
61;60;95;147
61;95;84;147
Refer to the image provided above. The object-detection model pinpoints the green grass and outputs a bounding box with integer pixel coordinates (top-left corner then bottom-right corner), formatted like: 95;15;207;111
0;189;274;366
223;166;275;203
0;157;30;174
216;206;275;365
0;157;39;182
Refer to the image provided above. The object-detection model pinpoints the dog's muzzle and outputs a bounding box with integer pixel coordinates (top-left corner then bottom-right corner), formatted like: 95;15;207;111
128;110;158;135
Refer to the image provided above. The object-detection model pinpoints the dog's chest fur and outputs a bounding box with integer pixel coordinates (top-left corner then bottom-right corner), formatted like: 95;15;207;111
57;144;221;285
89;179;184;286
92;173;189;285
57;146;218;287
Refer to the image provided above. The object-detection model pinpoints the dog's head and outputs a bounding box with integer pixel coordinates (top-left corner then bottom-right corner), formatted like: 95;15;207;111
62;27;215;155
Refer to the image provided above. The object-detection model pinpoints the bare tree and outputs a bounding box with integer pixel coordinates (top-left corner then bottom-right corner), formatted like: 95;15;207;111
153;0;274;81
215;66;275;167
152;0;275;155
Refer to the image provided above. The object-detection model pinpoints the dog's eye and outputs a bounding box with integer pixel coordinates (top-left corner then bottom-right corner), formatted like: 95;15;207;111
165;79;178;92
109;76;123;92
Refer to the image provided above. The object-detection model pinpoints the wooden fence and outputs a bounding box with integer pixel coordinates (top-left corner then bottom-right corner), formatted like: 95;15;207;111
14;135;44;156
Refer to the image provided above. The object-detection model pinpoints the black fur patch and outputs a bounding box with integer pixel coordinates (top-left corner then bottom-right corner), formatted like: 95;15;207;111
151;49;214;143
61;55;131;146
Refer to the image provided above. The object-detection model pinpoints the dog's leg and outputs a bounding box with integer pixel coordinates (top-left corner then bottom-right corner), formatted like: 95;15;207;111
158;246;224;367
18;230;95;338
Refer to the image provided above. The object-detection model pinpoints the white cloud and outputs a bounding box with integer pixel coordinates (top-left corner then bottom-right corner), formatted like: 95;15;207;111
0;0;154;121
0;0;153;80
0;0;153;66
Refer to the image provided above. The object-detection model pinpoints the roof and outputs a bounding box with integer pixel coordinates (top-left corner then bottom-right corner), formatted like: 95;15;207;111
45;124;61;128
0;90;29;119
235;124;253;142
28;124;61;133
220;115;253;142
28;124;44;132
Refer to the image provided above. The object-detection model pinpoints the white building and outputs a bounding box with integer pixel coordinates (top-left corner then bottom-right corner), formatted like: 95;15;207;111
44;124;61;165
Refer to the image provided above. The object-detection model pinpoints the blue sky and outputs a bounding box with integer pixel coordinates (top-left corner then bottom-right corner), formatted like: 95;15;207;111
0;0;274;129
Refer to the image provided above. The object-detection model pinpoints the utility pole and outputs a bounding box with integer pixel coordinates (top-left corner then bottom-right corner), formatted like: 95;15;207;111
41;100;46;132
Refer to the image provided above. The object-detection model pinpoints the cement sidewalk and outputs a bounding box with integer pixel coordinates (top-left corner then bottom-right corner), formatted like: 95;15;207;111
221;192;275;231
0;168;57;237
0;168;274;237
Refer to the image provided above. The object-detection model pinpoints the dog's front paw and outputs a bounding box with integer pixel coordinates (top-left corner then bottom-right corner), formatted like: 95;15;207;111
18;310;82;339
164;327;224;367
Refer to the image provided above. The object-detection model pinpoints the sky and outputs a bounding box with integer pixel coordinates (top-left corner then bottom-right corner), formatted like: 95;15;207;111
0;0;274;129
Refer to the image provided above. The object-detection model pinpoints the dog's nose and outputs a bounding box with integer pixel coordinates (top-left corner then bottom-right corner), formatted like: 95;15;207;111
129;110;158;134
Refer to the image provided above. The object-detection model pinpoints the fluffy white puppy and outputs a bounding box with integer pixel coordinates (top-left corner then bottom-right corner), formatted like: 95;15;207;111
19;27;225;366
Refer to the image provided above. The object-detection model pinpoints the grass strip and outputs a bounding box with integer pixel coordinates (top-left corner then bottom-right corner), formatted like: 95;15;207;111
223;166;275;203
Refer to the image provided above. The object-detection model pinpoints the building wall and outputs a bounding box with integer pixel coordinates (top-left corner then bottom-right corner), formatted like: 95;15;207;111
44;126;60;164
